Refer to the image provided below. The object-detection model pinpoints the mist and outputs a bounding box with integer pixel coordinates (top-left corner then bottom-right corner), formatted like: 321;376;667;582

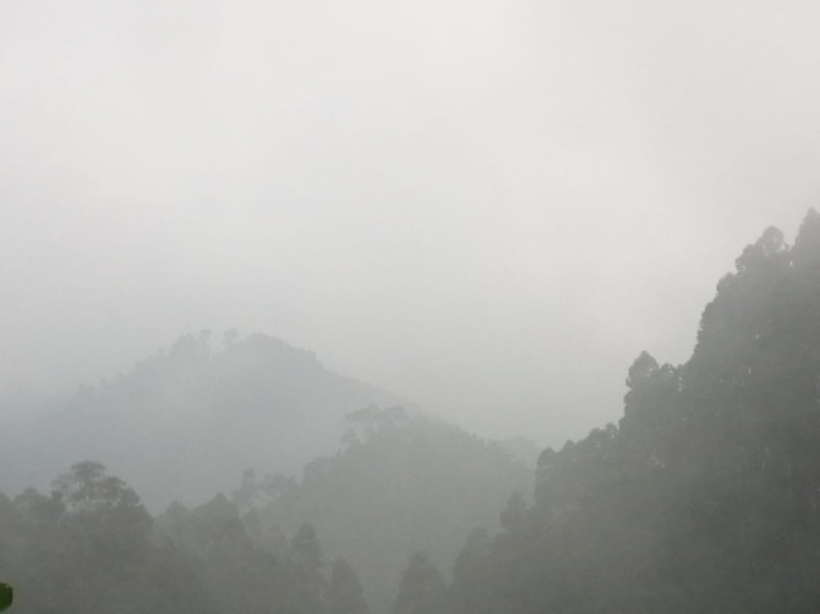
5;2;820;614
3;1;820;443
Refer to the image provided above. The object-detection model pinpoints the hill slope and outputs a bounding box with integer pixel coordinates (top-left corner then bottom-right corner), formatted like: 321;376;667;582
448;210;820;614
241;408;533;614
1;333;398;508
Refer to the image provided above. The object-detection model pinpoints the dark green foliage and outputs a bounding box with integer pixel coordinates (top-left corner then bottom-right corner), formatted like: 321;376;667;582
0;583;11;611
448;209;820;614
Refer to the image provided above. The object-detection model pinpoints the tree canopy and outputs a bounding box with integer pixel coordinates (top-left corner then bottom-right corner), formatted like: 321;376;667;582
446;209;820;614
3;210;820;614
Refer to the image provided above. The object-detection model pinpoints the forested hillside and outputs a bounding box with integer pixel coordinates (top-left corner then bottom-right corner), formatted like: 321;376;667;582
241;407;532;613
0;415;529;614
0;461;369;614
0;333;398;508
2;211;819;614
447;210;820;614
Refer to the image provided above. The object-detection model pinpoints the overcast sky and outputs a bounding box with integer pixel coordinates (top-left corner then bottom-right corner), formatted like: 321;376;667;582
2;0;819;445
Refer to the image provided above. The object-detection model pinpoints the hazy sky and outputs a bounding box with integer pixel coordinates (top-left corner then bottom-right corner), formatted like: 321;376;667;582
2;0;819;445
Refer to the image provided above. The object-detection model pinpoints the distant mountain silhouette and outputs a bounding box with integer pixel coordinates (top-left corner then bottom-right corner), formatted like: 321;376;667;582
1;332;399;508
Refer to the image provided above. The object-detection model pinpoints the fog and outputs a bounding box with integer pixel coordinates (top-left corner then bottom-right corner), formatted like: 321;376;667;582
2;0;819;445
5;4;820;614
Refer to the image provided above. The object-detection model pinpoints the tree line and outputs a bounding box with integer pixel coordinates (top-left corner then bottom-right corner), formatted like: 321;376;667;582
2;210;819;613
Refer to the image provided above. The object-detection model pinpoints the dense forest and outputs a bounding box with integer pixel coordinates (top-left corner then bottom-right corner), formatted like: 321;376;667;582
0;461;351;614
246;408;532;612
446;210;820;614
0;421;530;614
2;209;820;613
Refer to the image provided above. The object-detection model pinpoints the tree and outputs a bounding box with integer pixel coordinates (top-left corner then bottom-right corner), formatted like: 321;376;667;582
393;553;446;614
257;413;531;613
499;492;527;531
326;558;369;614
292;523;324;571
291;524;327;614
446;211;820;614
52;461;152;564
450;528;496;614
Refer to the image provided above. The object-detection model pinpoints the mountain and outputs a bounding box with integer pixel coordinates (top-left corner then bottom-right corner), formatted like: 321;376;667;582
0;332;399;508
447;210;820;614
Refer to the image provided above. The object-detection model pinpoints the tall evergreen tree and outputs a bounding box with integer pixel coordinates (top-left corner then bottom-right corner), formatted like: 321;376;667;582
393;553;446;614
327;558;370;614
447;210;820;614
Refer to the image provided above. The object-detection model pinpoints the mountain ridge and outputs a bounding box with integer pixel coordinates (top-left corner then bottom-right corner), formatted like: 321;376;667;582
0;331;402;508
